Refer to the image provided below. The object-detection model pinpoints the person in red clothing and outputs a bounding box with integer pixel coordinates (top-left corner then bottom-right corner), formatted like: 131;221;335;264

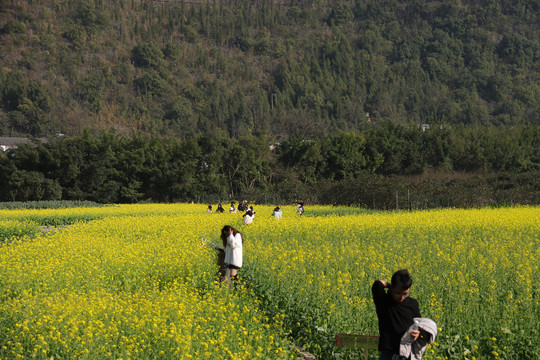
372;269;421;360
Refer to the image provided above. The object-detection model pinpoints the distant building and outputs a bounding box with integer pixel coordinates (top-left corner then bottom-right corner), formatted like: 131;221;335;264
0;137;48;152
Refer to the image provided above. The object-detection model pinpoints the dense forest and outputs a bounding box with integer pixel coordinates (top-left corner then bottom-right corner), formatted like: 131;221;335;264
0;125;538;207
0;0;538;206
0;0;539;138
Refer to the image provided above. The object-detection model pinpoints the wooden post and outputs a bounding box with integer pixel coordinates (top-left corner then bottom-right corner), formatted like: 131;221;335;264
335;334;379;360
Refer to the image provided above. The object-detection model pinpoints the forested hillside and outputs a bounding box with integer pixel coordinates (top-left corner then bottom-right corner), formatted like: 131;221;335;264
1;0;539;138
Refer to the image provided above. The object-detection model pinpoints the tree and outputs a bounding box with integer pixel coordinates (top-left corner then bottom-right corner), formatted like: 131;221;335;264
328;2;353;26
131;42;165;69
0;151;17;201
321;132;368;180
78;72;105;112
8;170;62;201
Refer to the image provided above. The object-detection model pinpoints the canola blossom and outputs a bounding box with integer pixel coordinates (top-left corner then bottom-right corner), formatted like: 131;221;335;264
0;219;39;242
241;206;540;359
0;204;538;359
0;207;294;360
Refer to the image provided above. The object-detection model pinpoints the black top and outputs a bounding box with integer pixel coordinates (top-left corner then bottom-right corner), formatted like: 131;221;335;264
372;280;421;355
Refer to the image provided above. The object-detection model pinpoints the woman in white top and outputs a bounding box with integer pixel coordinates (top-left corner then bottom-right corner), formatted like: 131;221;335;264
220;225;243;285
272;206;283;220
243;207;255;224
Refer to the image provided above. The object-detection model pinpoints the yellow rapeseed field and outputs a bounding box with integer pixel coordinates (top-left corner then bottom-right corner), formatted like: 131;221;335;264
0;204;538;359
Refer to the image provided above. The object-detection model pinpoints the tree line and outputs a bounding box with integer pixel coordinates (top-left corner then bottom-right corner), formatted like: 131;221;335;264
0;124;538;207
0;0;539;139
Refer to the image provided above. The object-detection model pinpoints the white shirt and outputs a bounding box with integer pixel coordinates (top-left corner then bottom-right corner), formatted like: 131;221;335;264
244;214;254;224
224;233;243;268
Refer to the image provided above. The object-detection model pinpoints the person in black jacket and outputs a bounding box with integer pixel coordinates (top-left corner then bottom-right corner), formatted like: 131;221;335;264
238;200;248;212
372;269;421;360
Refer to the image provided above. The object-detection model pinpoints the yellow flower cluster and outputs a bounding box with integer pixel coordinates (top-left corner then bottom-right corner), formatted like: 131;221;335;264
240;205;540;359
0;204;295;359
0;204;538;359
0;219;39;242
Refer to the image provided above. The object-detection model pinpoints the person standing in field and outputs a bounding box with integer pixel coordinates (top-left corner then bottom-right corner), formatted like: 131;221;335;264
229;202;238;213
216;203;225;213
220;225;243;286
272;206;282;220
243;207;255;225
296;201;305;215
206;205;213;213
238;200;248;212
372;269;421;360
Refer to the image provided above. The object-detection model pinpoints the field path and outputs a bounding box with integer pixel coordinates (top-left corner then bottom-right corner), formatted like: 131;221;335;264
290;345;317;359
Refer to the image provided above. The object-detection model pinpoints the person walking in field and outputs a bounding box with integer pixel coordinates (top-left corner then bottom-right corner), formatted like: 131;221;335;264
372;269;421;360
220;225;243;286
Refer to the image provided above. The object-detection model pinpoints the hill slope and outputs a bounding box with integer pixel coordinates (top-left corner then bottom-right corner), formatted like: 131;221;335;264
1;0;539;138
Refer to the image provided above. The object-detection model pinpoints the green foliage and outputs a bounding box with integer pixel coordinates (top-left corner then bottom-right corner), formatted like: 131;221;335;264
0;0;538;138
0;200;102;210
328;2;354;26
74;0;109;34
7;170;62;202
235;29;254;51
163;42;181;60
134;69;165;97
78;72;105;112
62;24;87;49
0;1;538;206
1;21;26;35
1;126;535;206
0;220;39;243
131;42;165;69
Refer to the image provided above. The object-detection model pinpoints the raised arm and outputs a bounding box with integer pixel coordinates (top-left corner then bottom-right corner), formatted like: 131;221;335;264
372;279;390;302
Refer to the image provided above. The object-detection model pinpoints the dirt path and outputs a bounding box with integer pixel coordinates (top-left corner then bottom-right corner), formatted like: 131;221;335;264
39;225;66;233
290;345;317;360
